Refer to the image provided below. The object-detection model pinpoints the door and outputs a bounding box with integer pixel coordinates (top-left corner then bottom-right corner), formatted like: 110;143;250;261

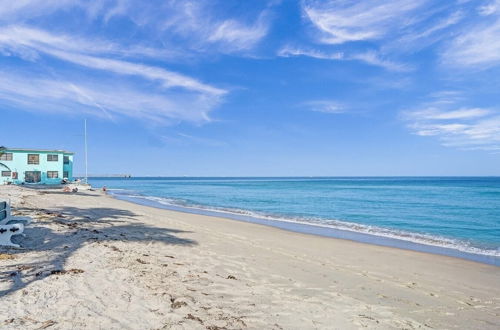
25;171;41;183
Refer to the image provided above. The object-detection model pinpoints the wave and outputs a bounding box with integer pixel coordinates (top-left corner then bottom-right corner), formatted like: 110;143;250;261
109;191;500;258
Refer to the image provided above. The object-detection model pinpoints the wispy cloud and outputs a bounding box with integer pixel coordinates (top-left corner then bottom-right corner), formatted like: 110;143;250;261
442;15;500;68
0;25;180;60
0;1;292;128
0;0;272;55
478;0;500;16
207;16;270;51
0;27;225;95
277;46;345;60
0;1;272;126
0;25;226;124
0;0;77;22
157;0;273;53
411;108;491;120
160;133;228;147
298;1;487;72
16;3;273;60
278;46;411;72
0;70;221;124
302;0;427;44
278;46;343;60
403;92;500;151
45;49;225;96
349;52;412;72
301;100;346;114
393;10;464;52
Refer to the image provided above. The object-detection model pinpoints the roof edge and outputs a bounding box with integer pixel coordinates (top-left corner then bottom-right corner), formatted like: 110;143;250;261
3;148;74;154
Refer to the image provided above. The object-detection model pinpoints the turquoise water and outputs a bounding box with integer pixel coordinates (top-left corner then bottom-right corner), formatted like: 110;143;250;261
88;177;500;264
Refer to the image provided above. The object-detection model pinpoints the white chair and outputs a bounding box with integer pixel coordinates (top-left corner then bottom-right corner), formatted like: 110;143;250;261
0;200;32;226
0;223;24;247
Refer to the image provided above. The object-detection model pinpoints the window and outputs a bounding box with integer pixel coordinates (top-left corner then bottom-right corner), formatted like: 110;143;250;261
0;153;13;161
1;171;11;177
25;171;41;183
63;171;69;178
47;154;58;161
63;155;70;164
47;171;59;179
27;154;39;165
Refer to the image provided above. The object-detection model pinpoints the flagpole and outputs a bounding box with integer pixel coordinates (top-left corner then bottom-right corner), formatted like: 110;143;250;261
84;119;88;184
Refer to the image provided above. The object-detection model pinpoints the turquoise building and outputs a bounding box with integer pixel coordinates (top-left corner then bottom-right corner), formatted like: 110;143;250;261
0;148;74;185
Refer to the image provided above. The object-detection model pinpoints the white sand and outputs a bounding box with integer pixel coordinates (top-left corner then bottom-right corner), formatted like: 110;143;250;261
0;185;499;329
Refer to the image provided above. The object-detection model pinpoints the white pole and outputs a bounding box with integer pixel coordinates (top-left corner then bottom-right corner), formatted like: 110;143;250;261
84;119;88;184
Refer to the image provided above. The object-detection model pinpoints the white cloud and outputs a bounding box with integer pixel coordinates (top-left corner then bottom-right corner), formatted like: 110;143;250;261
301;100;346;114
0;71;221;124
0;2;256;128
393;10;464;52
278;46;411;72
349;52;412;72
442;17;500;68
299;1;495;72
302;0;427;44
403;93;500;151
160;133;228;147
0;0;78;22
208;16;269;51
478;0;500;15
278;46;343;60
158;0;272;53
44;49;225;96
0;25;226;124
0;1;275;110
0;25;179;61
411;108;491;120
0;1;271;55
294;0;450;72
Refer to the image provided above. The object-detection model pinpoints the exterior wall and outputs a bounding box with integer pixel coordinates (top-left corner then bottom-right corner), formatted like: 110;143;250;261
63;154;74;180
0;149;74;185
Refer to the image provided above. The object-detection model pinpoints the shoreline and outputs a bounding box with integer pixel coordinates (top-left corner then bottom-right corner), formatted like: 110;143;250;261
1;185;499;329
109;191;500;266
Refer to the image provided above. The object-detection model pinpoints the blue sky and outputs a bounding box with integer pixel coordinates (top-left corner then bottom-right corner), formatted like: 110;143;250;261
1;0;500;176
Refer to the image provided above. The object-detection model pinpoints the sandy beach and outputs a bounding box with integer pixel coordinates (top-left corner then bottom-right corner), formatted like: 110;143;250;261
0;185;498;329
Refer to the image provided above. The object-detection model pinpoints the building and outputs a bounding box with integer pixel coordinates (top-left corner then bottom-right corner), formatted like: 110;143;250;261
0;148;74;185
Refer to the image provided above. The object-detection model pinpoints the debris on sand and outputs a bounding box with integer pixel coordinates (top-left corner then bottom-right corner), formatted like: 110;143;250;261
37;320;57;329
50;269;85;276
0;253;16;260
186;313;203;324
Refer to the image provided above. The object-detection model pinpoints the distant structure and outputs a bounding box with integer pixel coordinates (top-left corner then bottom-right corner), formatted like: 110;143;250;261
82;174;132;178
0;148;74;185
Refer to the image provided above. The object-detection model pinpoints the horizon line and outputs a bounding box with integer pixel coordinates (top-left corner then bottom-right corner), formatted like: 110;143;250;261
77;175;500;178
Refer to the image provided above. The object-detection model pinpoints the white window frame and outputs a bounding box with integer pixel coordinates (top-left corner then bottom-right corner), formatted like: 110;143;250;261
47;171;59;179
47;154;59;162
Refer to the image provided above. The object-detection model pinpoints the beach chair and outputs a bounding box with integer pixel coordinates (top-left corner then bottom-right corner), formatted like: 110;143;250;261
0;223;24;247
0;200;32;226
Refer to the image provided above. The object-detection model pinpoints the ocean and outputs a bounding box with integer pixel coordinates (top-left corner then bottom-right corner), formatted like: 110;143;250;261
88;177;500;265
